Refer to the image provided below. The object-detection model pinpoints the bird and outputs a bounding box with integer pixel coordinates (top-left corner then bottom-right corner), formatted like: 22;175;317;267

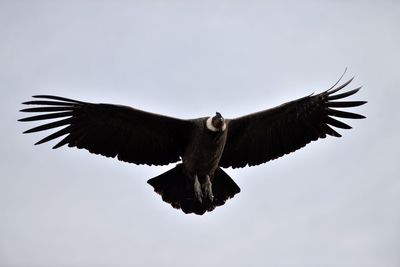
19;73;366;215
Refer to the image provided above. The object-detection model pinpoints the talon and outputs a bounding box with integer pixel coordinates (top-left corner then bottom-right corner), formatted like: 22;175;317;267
194;175;203;203
203;175;214;202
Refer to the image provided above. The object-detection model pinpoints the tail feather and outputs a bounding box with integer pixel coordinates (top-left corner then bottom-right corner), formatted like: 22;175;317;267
147;164;240;215
147;164;186;209
212;167;241;206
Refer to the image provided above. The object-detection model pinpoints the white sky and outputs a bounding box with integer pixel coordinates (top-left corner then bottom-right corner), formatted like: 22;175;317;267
1;1;399;266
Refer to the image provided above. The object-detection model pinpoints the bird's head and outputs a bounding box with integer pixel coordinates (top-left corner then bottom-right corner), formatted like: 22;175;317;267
206;112;226;132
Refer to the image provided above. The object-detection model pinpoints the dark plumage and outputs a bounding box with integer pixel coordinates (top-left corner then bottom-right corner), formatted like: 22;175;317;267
19;75;366;215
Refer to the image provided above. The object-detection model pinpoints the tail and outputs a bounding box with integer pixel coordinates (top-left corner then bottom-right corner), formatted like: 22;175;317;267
147;164;240;215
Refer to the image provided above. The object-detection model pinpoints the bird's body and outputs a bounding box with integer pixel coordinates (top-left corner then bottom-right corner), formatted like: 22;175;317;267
20;74;366;215
183;117;227;175
147;115;236;214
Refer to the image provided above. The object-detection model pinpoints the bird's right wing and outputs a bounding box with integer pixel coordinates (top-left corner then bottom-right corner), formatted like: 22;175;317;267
20;95;193;166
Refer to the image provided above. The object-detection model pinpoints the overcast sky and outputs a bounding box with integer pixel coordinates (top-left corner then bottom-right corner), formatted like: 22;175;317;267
1;1;399;266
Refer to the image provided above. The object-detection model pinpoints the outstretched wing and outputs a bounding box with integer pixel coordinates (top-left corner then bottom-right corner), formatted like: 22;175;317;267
20;95;193;166
219;77;367;169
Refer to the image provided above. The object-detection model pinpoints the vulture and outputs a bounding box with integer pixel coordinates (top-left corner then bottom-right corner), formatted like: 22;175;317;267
19;74;366;215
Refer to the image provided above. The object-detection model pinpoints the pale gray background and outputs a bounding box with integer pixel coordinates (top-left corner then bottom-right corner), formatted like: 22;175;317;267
1;1;399;267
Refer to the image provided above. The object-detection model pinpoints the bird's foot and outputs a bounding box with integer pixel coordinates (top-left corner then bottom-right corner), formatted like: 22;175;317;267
194;175;203;203
202;175;214;202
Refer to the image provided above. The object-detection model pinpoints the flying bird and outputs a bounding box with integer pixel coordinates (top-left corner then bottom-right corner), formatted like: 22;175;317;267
19;74;366;215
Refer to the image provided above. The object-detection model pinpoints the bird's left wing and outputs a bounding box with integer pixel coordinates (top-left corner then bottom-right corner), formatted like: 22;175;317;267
20;95;193;166
219;77;367;169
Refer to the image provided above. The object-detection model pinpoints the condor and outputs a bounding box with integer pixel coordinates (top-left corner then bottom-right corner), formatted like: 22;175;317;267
20;75;366;215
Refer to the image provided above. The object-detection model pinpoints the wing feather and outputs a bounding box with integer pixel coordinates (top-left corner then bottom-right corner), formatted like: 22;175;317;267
34;126;73;145
325;109;365;119
20;106;75;112
18;111;74;122
325;117;352;129
327;101;366;108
